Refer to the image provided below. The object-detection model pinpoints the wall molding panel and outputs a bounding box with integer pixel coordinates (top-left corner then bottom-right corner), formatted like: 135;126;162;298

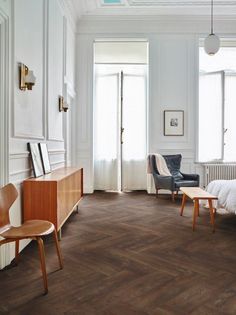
13;0;45;140
1;0;75;269
47;0;64;142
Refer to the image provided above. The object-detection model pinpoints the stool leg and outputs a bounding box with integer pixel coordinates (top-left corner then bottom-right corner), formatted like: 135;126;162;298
15;240;20;265
53;229;63;269
192;200;199;231
208;199;215;233
37;237;48;294
180;193;187;216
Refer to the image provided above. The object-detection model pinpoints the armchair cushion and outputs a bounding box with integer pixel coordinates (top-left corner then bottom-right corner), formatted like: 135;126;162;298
163;154;184;181
181;173;200;181
175;180;199;188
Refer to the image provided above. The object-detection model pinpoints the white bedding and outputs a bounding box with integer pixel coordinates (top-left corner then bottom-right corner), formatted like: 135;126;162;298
206;179;236;214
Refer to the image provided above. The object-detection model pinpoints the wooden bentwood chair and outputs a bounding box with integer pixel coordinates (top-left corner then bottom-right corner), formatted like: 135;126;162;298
0;183;63;294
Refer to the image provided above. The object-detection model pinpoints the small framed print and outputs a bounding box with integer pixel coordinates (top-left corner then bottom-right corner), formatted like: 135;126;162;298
28;143;44;178
39;143;51;174
164;110;184;136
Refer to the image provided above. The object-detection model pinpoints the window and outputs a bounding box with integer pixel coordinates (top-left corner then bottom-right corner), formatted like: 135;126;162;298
198;45;236;162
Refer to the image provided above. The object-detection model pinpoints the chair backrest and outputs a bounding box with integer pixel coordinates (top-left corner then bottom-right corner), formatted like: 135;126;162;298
150;154;183;180
0;183;18;233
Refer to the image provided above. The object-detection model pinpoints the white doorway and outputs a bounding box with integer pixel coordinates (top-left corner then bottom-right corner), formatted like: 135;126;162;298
93;41;148;191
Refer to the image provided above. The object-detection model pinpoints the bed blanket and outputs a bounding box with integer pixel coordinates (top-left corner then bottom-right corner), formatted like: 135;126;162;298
206;179;236;214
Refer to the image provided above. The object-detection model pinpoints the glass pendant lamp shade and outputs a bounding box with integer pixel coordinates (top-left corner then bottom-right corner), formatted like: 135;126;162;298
204;33;220;55
204;0;220;55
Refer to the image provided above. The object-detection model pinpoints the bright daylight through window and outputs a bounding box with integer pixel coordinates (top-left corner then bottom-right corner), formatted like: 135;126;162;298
199;45;236;162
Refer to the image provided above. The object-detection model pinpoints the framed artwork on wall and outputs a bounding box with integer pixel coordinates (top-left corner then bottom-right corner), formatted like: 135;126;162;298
27;143;44;178
164;110;184;136
39;143;51;174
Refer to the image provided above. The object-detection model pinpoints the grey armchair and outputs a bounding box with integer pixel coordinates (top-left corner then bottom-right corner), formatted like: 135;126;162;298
148;154;199;201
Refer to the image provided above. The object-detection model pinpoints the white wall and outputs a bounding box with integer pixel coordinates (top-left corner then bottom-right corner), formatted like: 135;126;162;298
74;16;236;193
0;0;76;269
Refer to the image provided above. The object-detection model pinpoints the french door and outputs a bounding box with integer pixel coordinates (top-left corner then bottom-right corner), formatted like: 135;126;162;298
94;64;147;191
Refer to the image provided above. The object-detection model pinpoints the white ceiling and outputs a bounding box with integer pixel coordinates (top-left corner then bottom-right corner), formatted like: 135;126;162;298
67;0;236;19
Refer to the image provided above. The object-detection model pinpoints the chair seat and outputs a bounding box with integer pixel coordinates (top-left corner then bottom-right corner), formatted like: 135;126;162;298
175;180;199;188
1;220;54;239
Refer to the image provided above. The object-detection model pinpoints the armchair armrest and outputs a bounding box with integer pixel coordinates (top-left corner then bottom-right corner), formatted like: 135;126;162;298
181;173;200;182
152;173;175;190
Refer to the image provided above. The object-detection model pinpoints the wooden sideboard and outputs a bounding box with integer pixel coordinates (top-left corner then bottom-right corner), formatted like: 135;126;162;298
23;167;83;232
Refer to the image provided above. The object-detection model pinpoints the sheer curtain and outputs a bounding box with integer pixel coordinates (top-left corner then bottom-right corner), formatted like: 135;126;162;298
199;72;223;162
122;73;147;190
94;74;119;190
94;65;147;191
224;75;236;161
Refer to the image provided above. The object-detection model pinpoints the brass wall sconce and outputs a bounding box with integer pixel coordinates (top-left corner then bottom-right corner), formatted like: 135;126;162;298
59;96;69;112
19;63;36;91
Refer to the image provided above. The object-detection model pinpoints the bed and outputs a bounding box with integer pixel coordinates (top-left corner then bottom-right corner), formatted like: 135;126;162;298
206;179;236;214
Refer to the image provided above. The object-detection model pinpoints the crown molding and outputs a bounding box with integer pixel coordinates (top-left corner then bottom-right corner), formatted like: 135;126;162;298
127;0;236;6
78;14;236;23
59;0;78;30
66;0;236;20
77;14;236;34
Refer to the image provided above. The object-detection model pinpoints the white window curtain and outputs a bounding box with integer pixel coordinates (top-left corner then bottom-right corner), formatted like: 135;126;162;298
122;74;147;190
94;74;119;190
94;65;147;191
224;75;236;161
198;72;223;162
199;46;236;163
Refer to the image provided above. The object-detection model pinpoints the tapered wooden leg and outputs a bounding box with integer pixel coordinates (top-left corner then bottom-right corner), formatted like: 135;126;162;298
37;237;48;294
156;189;159;198
180;193;187;216
192;200;199;231
171;192;175;202
15;240;20;265
53;229;63;269
208;199;215;233
197;202;200;217
58;229;62;241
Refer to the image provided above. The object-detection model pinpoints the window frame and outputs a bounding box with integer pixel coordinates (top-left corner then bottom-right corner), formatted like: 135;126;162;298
198;70;236;163
198;70;225;163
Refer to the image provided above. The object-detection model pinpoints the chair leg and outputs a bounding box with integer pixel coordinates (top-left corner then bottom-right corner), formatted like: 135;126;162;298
53;229;63;269
36;237;48;294
15;240;20;265
171;192;175;202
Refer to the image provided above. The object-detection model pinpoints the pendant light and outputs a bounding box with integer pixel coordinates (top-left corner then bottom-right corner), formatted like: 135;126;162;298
204;0;220;55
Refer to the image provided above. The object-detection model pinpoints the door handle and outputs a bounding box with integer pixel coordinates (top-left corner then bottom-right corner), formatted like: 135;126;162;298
121;127;124;144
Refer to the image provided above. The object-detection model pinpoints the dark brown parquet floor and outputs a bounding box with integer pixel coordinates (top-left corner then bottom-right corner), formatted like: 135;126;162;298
1;191;236;315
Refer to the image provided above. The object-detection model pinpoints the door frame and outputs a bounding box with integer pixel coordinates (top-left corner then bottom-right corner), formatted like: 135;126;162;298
94;65;148;191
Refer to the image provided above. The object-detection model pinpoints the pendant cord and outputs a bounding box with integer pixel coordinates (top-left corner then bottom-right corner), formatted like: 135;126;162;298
211;0;213;34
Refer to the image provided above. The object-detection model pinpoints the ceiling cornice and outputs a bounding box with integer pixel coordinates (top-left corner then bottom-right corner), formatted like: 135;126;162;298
68;0;236;19
127;0;236;5
78;13;236;21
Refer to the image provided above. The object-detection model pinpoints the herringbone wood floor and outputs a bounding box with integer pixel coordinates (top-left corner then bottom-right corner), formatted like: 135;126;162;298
1;191;236;315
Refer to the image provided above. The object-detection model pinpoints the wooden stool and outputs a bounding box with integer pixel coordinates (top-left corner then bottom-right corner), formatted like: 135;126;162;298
180;187;218;232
